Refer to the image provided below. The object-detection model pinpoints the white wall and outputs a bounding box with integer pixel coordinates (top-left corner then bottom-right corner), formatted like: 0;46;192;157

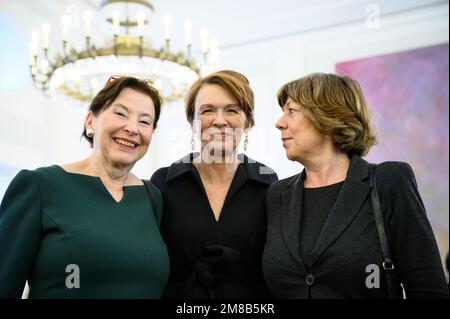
219;2;449;179
0;3;447;179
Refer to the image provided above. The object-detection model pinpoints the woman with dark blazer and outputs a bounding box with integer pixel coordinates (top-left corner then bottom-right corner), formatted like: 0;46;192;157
263;73;448;298
151;70;278;298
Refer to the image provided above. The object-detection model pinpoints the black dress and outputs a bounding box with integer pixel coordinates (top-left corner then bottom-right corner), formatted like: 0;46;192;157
151;153;278;298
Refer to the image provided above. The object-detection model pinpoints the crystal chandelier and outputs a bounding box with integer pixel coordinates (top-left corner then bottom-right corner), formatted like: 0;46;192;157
29;0;219;104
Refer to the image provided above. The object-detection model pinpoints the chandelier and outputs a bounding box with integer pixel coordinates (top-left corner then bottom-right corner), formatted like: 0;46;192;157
29;0;219;104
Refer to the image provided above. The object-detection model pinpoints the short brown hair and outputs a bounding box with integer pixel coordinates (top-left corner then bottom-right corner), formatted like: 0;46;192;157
82;76;162;148
185;70;255;129
277;73;377;156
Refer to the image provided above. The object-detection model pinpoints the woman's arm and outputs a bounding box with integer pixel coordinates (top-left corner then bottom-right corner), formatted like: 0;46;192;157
379;162;448;298
0;170;43;298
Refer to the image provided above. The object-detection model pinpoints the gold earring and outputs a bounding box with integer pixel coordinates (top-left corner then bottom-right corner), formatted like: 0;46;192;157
86;128;94;138
191;129;196;152
244;133;249;152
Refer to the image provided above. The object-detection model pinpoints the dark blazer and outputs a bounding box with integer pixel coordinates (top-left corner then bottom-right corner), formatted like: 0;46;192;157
263;154;448;298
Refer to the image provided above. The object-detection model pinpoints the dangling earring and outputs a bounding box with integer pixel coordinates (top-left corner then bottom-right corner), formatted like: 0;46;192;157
191;129;196;152
243;132;249;152
86;127;94;138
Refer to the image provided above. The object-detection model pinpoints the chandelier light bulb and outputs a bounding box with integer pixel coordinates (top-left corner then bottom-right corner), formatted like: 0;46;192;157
184;19;192;46
163;13;172;40
137;11;145;36
61;15;70;42
41;23;50;49
30;33;39;55
112;10;121;35
83;10;93;37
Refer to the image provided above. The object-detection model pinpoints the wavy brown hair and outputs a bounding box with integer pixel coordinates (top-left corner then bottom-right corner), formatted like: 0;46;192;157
277;73;377;156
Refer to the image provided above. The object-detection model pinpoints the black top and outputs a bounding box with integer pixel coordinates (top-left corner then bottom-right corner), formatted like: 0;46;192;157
300;181;344;268
263;155;449;298
0;166;169;298
151;153;278;299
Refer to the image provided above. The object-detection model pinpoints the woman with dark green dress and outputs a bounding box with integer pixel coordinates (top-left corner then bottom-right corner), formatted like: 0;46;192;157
0;76;169;298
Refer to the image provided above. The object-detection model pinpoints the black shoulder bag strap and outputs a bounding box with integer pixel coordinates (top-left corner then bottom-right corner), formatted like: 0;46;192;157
142;180;162;229
369;164;399;298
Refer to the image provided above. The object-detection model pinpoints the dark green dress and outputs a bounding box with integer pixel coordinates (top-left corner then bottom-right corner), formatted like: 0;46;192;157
0;165;169;298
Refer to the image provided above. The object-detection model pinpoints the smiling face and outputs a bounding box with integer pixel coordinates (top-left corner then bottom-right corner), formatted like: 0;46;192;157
85;87;156;169
194;84;247;156
276;96;327;163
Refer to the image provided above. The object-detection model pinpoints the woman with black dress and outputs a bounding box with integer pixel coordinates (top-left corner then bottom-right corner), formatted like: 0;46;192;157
151;70;278;298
